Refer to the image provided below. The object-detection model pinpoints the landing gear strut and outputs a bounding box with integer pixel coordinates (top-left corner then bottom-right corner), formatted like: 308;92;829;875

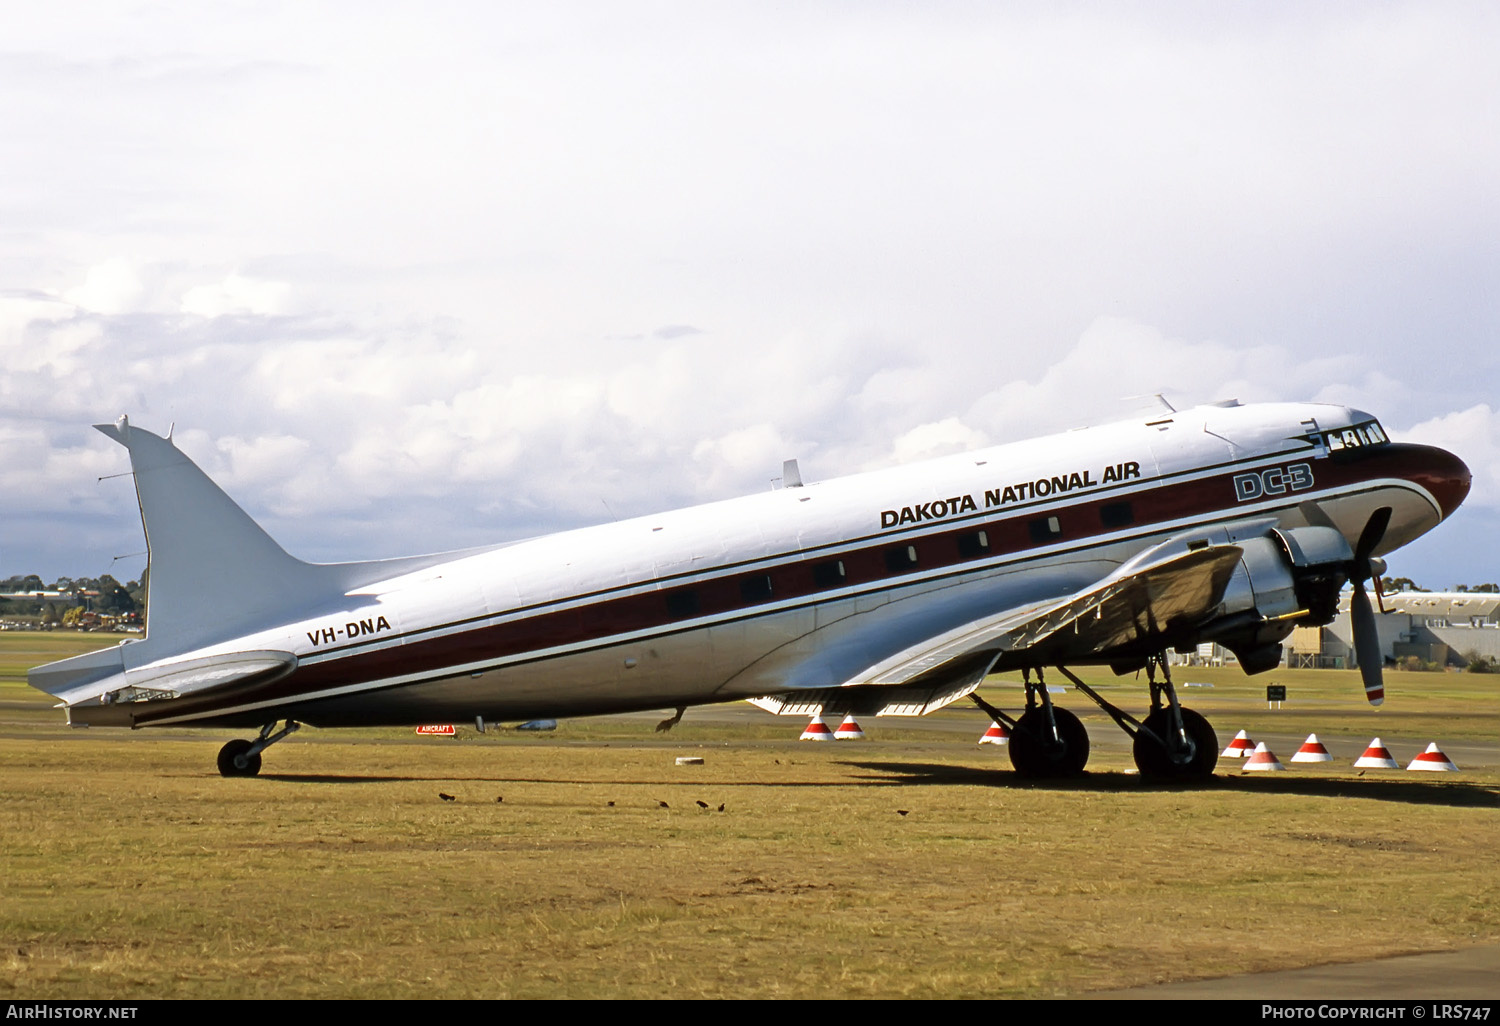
1133;706;1217;779
217;720;300;777
994;660;1218;782
1125;655;1217;779
1006;668;1090;778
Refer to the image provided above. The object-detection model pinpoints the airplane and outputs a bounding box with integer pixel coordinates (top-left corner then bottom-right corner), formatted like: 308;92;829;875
29;400;1471;780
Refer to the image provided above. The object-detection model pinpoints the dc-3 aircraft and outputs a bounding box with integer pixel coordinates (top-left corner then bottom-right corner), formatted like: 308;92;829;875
31;400;1470;780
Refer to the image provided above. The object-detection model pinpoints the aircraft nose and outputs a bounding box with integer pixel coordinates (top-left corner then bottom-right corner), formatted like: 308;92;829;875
1413;445;1472;521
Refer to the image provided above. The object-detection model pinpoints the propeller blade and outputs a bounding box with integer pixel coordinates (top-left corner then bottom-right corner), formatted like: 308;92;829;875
1354;506;1392;566
1350;584;1384;706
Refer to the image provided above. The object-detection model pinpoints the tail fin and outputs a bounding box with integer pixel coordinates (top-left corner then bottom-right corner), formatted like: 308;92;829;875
32;417;491;710
93;415;335;652
92;416;481;653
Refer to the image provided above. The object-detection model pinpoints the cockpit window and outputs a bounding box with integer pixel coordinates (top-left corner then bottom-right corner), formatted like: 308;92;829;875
1301;419;1388;453
1324;420;1388;452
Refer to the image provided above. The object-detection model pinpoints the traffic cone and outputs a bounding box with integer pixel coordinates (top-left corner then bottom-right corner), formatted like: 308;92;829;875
834;714;866;740
799;716;834;741
1354;738;1399;769
1221;729;1254;758
979;720;1010;745
1290;733;1332;763
1242;742;1286;772
1405;743;1457;772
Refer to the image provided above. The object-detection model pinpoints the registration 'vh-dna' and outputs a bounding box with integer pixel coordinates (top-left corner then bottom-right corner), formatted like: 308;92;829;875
30;400;1470;779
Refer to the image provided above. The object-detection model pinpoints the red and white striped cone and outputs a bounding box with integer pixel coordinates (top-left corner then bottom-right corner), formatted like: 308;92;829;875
979;720;1010;745
1354;738;1399;769
1290;733;1333;763
834;714;866;740
1221;730;1255;758
1406;742;1458;772
799;716;835;741
1242;742;1286;772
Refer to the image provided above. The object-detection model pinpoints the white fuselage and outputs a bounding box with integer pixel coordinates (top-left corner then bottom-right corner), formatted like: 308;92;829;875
117;400;1460;728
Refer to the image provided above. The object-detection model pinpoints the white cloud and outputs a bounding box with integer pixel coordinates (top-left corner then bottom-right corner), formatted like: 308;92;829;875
62;259;146;315
1;4;1496;583
889;418;988;465
180;274;291;317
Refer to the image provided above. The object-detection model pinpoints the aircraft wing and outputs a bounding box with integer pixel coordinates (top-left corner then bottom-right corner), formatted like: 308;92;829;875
847;543;1244;688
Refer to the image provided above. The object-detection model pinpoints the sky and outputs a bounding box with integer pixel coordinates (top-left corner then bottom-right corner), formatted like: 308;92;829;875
2;1;1497;589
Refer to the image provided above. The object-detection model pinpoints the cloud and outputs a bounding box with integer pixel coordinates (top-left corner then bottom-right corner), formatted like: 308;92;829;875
180;274;291;317
2;4;1496;584
62;259;147;315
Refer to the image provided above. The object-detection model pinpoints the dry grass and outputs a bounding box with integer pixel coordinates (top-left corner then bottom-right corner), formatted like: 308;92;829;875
2;633;1499;998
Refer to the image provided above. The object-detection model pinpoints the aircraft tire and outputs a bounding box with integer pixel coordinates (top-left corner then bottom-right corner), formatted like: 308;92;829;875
1008;707;1090;778
1132;708;1218;781
217;738;262;778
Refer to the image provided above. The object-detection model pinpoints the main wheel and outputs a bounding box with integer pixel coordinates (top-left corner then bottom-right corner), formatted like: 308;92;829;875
217;738;262;778
1008;707;1090;778
1132;707;1218;781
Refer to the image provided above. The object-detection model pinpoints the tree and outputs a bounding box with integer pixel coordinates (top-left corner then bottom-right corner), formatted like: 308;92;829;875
95;575;136;615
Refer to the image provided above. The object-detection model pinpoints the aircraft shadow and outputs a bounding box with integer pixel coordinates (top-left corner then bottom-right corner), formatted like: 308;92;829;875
839;760;1500;809
255;767;1499;810
257;773;855;787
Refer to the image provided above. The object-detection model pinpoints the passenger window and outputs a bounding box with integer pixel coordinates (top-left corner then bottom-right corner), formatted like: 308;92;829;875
1100;502;1134;529
885;545;919;572
739;575;774;602
665;590;699;618
957;530;990;558
812;560;846;588
1028;516;1062;543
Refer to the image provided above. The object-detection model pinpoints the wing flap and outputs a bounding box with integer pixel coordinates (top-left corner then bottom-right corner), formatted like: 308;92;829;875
748;651;994;717
850;544;1244;687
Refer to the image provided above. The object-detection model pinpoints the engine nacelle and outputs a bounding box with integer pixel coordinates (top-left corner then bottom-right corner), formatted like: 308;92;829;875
1204;524;1354;672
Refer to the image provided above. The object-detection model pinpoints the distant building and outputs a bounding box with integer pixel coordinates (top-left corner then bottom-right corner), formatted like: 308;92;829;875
1317;591;1500;669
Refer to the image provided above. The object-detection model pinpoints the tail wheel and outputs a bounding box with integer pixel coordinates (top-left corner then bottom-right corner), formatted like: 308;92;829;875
217;738;262;778
1009;706;1090;778
1132;708;1218;781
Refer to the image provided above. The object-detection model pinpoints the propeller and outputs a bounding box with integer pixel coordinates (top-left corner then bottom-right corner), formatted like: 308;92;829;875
1348;507;1392;706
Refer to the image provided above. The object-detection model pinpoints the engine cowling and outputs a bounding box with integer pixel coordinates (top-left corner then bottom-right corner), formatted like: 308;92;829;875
1199;524;1355;673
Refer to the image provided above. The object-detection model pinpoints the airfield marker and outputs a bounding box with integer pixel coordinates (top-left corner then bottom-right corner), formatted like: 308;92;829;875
1242;742;1286;772
1405;742;1458;772
834;714;866;740
799;716;835;741
1354;738;1399;769
1220;729;1254;758
1290;733;1333;763
979;720;1010;745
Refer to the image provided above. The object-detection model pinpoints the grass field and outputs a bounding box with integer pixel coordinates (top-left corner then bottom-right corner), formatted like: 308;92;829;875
3;632;1498;998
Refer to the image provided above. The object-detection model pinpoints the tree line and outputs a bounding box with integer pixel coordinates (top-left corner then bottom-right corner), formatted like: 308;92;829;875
0;573;146;626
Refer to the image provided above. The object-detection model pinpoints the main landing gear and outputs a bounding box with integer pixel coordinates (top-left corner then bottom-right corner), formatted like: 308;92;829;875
971;656;1218;781
217;720;300;777
998;668;1090;778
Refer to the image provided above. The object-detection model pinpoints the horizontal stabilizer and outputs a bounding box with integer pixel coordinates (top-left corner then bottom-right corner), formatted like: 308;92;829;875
40;647;296;711
123;650;297;698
